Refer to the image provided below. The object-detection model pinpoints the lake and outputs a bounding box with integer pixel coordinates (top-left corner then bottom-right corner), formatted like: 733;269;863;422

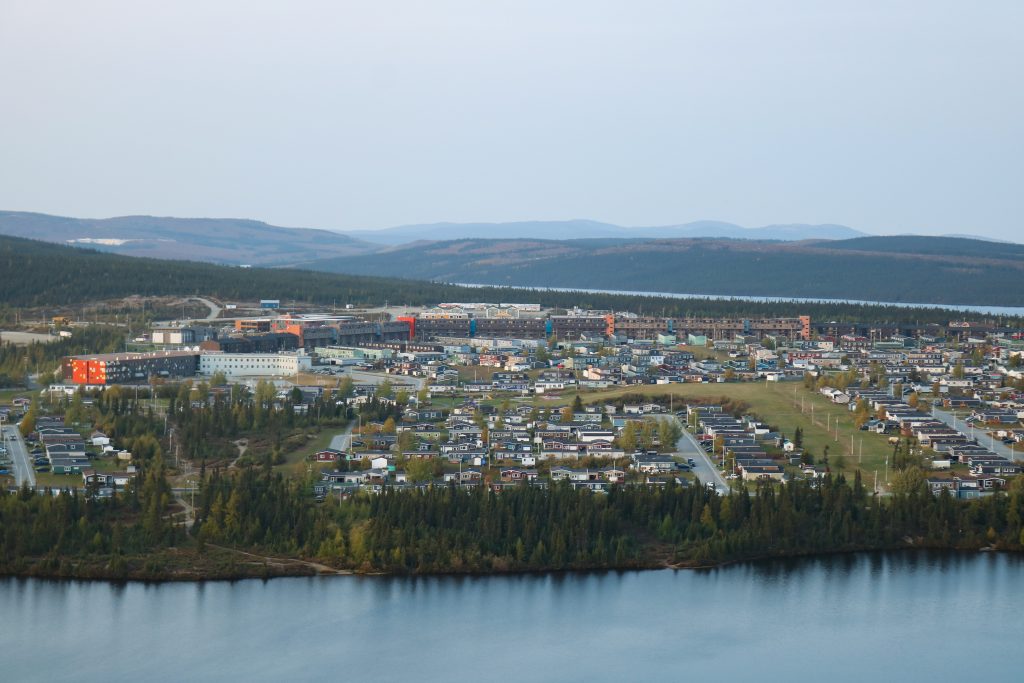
456;283;1024;317
1;552;1020;682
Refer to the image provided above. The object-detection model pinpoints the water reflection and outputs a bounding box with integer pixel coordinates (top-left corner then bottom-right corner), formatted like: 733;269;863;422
1;552;1022;683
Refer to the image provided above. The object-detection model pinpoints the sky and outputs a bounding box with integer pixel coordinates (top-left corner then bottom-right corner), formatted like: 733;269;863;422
1;1;1021;240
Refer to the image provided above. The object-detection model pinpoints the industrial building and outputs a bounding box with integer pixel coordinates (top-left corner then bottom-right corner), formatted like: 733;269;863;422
201;333;299;353
402;307;813;343
231;315;412;349
151;325;217;345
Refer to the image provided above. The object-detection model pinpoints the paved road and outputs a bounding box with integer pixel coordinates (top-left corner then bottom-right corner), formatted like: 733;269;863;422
932;407;1021;462
674;419;729;494
329;421;356;452
0;330;59;346
2;425;36;488
193;297;222;321
153;296;223;326
340;368;425;391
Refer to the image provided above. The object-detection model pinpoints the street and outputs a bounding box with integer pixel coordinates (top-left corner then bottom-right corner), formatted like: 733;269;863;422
931;407;1020;462
340;368;425;391
2;424;36;489
674;418;729;494
152;296;223;326
329;420;356;452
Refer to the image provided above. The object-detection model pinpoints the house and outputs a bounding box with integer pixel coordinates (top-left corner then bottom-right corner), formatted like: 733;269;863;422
548;466;600;482
739;463;785;481
576;429;615;443
49;456;90;475
599;467;626;483
443;469;482;483
571;480;610;492
632;455;676;474
314;448;344;463
926;478;957;495
321;470;367;484
500;468;538;482
368;434;397;450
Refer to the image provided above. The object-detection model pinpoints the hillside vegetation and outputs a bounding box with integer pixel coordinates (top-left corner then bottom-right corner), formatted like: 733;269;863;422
303;236;1024;307
0;234;1016;325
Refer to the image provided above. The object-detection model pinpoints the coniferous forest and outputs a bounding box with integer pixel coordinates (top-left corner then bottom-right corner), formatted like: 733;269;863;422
4;464;1024;580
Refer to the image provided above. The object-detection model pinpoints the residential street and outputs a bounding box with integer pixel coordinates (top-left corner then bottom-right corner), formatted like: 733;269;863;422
329;420;356;452
674;419;729;494
2;424;36;489
341;368;425;391
931;407;1021;462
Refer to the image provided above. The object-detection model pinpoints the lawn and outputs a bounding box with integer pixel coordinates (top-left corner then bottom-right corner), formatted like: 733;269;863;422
35;471;83;489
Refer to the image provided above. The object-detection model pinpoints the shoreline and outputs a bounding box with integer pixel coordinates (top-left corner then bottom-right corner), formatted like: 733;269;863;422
1;542;1013;585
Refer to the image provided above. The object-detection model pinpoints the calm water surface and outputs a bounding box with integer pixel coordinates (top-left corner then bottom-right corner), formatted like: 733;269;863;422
1;552;1020;682
457;283;1024;317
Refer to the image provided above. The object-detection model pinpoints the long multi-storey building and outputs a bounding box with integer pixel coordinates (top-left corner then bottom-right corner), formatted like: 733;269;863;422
406;310;813;342
198;351;313;378
63;351;199;385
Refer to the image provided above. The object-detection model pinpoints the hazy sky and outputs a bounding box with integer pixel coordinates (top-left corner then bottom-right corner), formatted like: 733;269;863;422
1;1;1021;239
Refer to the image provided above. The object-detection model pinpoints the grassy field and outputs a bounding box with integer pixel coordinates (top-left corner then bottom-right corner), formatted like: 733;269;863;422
273;427;343;479
543;381;898;486
0;388;31;404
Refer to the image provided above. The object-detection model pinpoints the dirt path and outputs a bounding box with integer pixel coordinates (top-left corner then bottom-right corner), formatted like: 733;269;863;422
229;439;248;468
207;543;352;576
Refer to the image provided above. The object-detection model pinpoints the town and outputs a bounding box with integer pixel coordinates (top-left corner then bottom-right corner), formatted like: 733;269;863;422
3;297;1022;507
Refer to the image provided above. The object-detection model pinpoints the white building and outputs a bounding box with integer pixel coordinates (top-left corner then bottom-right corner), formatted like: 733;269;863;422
199;351;313;378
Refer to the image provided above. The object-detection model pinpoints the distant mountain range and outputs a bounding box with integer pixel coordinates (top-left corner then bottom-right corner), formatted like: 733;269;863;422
345;219;869;244
0;211;872;265
301;235;1024;307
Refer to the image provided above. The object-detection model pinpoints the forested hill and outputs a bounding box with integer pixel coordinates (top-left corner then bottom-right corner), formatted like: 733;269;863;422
821;235;1024;259
0;234;1017;325
0;210;378;266
301;235;1024;308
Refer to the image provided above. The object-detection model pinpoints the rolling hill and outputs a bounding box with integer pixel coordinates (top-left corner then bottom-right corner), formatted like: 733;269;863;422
301;235;1024;307
0;211;379;266
0;234;1001;324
